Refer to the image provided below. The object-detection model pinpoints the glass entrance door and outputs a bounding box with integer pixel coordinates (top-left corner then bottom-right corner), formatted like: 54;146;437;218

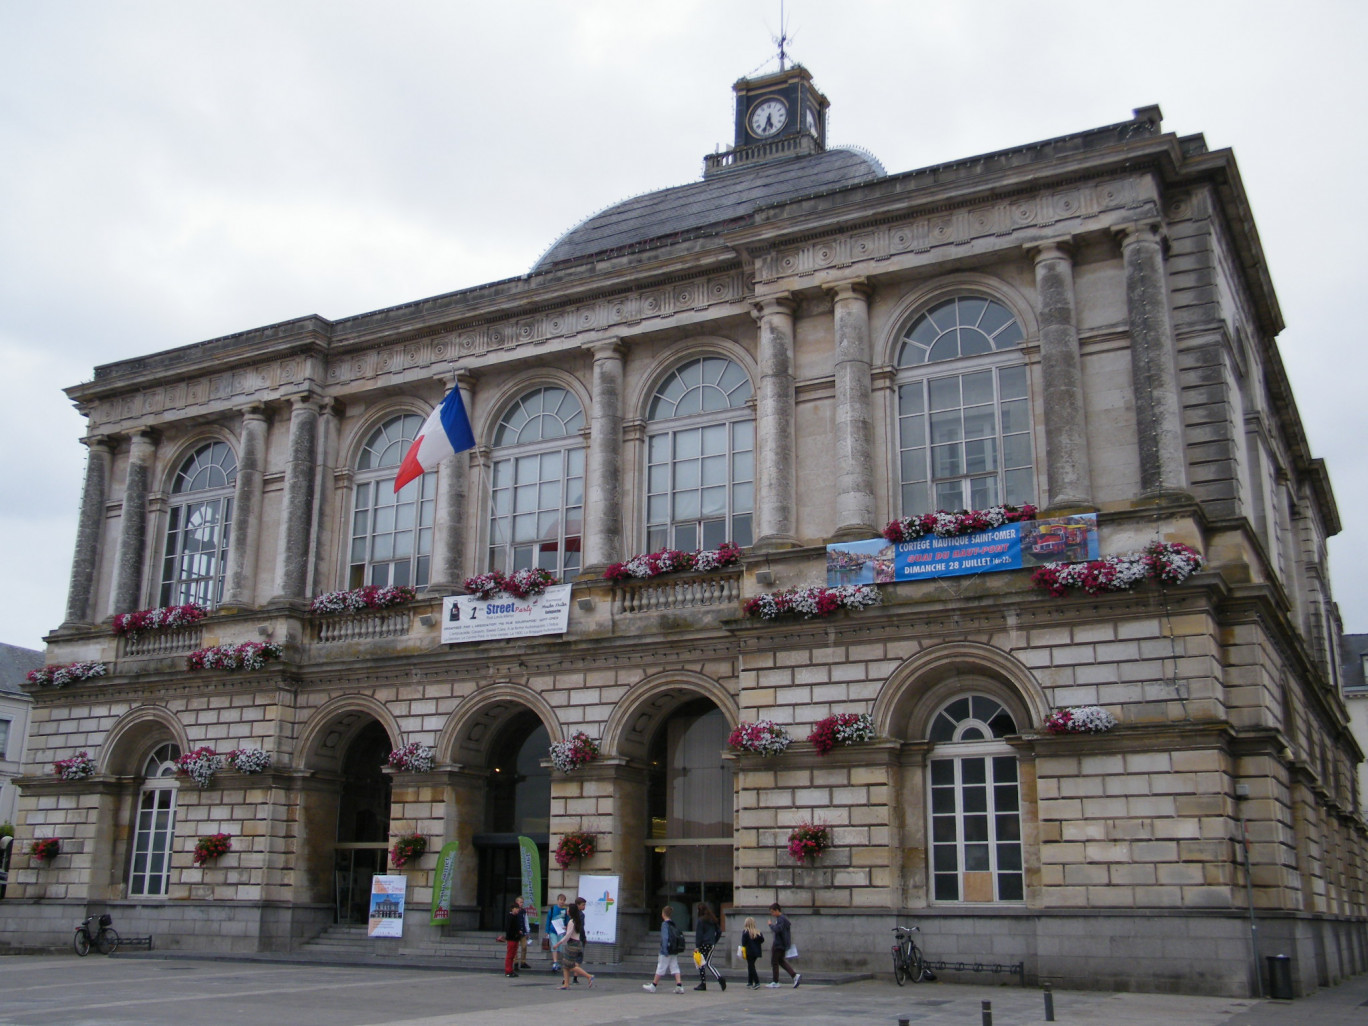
334;843;389;924
475;834;549;930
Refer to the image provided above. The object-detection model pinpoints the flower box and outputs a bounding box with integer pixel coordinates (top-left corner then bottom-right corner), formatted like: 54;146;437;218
388;742;435;773
26;661;107;687
808;713;876;755
728;720;792;756
112;602;207;637
29;838;61;862
1032;541;1203;597
1044;706;1117;734
53;751;96;780
176;746;223;788
743;584;880;621
462;568;558;600
605;541;741;582
787;821;830;864
883;504;1037;543
187;642;282;672
554;832;596;868
390;833;427;868
226;747;271;774
310;585;417;615
548;732;600;773
193;832;232;866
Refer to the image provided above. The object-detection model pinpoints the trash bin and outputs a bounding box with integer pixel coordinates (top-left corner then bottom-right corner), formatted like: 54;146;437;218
1266;954;1293;1000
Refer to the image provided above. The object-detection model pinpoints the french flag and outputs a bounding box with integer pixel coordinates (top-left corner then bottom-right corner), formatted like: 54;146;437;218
393;386;476;492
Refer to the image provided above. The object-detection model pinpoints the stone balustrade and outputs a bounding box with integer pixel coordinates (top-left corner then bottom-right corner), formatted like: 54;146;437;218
611;571;741;614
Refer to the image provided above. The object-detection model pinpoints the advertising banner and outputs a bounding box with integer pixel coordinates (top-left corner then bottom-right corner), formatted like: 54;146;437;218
518;835;542;925
826;514;1099;586
429;841;460;926
576;874;619;944
367;874;408;938
441;584;572;645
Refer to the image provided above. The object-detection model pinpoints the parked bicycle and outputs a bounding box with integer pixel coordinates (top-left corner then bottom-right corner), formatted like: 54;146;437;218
74;913;119;956
891;924;932;984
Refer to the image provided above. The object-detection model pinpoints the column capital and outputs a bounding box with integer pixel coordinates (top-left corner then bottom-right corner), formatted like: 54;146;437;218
750;292;796;323
453;368;478;391
821;278;872;302
81;435;115;453
285;391;321;413
240;402;269;422
1026;237;1074;264
585;337;626;360
124;426;156;445
1112;219;1165;248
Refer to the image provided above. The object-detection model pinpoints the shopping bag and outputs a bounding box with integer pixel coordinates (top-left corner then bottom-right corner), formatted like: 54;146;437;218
786;944;799;959
692;949;705;967
736;945;745;959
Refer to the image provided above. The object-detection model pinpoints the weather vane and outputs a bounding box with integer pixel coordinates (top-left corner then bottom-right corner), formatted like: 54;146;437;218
774;0;790;71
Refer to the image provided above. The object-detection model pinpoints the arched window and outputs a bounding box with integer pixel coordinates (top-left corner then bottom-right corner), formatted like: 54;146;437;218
895;296;1033;514
646;357;754;552
349;415;435;589
487;387;585;575
926;694;1022;903
160;442;237;608
128;742;180;898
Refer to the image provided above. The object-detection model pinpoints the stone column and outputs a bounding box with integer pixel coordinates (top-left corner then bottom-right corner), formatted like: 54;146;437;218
1030;241;1093;508
583;340;625;570
111;429;156;614
428;373;475;593
271;395;319;603
1117;221;1189;497
752;294;799;550
310;398;341;596
63;436;113;625
824;280;877;539
221;404;267;609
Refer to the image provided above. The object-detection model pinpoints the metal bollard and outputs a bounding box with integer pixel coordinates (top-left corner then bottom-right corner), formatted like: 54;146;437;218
981;999;992;1026
1043;982;1055;1021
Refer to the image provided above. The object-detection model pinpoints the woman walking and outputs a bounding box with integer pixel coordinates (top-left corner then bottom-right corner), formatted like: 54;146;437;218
693;903;726;990
740;916;765;989
551;895;595;989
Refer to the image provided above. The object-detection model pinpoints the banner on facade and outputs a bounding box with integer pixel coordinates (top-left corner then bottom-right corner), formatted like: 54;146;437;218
576;874;619;944
368;874;408;938
429;841;460;926
441;584;572;645
826;514;1100;586
518;835;542;925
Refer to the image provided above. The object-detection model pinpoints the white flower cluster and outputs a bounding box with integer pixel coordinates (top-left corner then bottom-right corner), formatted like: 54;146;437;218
834;713;876;745
690;546;735;571
53;751;97;780
27;661;108;687
388;742;436;773
1048;554;1151;590
227;747;271;774
179;750;224;788
547;732;600;773
745;584;881;621
1068;706;1117;732
729;719;793;756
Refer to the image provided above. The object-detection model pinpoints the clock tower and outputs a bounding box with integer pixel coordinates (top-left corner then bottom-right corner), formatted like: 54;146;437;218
706;65;829;175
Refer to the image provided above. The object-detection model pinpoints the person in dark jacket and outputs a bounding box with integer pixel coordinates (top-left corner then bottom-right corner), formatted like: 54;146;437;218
740;916;765;988
766;901;800;987
503;899;526;977
692;902;727;990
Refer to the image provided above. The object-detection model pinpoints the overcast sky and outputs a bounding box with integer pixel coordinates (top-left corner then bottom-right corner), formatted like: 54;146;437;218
2;0;1365;653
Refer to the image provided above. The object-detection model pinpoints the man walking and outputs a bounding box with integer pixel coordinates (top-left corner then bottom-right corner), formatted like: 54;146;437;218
642;905;685;994
766;901;800;988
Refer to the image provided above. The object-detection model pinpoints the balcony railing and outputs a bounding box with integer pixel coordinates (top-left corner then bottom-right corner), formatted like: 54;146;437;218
119;626;203;659
314;609;413;644
611;571;741;614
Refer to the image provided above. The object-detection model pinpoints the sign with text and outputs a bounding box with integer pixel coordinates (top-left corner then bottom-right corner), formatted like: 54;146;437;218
441;584;572;644
576;874;619;944
826;514;1099;586
518;835;542;925
368;874;408;938
429;841;460;926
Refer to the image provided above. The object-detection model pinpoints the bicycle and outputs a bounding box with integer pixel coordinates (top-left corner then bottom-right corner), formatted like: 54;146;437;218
891;924;931;985
74;913;119;956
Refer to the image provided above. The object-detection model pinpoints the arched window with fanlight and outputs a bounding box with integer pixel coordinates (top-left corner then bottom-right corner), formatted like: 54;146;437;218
487;386;585;576
348;415;435;589
927;694;1023;903
645;356;754;552
160;442;237;608
895;296;1034;514
128;742;181;898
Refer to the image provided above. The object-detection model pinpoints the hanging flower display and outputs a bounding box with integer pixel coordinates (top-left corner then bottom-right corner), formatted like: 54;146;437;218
728;720;792;756
787;821;831;864
605;541;742;582
554;832;596;868
807;713;876;755
1032;541;1204;597
462;568;558;600
226;747;271;774
883;504;1038;543
743;584;881;621
548;732;600;773
389;833;427;868
187;642;283;672
1044;706;1118;734
192;832;233;866
52;751;97;780
29;838;61;862
112;602;208;637
310;585;417;615
176;747;224;788
26;661;107;687
387;742;436;773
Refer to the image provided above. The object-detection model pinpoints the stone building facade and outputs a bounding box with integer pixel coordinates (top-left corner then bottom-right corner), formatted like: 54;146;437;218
3;68;1365;996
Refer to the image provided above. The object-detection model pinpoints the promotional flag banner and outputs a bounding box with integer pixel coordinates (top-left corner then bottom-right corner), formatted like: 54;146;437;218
430;841;460;926
393;384;476;492
518;835;542;925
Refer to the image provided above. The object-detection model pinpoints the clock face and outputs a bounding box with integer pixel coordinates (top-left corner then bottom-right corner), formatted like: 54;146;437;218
749;97;788;138
805;107;818;135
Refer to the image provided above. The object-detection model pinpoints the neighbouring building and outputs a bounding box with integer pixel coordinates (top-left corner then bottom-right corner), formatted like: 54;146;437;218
0;643;40;896
3;66;1364;996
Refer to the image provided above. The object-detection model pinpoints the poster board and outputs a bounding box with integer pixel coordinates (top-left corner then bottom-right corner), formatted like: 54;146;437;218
367;874;407;938
441;584;571;644
576;874;619;944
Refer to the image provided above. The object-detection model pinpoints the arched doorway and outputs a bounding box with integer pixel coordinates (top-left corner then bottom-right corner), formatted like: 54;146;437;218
645;698;734;931
474;711;551;929
334;721;393;923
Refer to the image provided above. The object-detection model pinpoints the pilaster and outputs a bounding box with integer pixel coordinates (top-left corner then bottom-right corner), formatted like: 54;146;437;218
1030;241;1094;509
222;405;268;609
428;372;475;594
270;395;320;604
824;280;877;539
62;436;113;626
752;294;799;550
111;428;156;615
583;340;625;571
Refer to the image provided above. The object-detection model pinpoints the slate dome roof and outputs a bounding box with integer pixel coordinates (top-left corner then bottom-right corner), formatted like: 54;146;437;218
532;147;885;271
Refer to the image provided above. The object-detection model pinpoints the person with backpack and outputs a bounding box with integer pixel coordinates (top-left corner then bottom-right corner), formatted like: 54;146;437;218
546;893;570;971
642;905;685;993
766;901;800;988
692;902;726;990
